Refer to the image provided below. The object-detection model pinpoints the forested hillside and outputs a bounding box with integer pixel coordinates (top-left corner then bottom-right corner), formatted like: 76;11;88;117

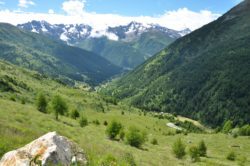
0;23;122;85
103;0;250;127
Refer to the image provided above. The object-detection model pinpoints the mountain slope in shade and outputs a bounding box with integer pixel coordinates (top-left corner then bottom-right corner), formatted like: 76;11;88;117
18;21;190;69
0;23;122;85
104;0;250;127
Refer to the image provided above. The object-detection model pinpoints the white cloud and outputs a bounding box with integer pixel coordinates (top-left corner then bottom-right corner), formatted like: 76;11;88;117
0;1;5;5
62;0;86;16
18;0;35;8
0;7;220;31
48;9;54;14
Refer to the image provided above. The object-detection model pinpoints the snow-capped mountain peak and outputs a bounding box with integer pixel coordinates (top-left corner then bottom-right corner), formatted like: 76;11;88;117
17;20;191;44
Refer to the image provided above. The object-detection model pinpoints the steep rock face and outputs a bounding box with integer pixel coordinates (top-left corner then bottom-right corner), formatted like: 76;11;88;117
0;132;87;166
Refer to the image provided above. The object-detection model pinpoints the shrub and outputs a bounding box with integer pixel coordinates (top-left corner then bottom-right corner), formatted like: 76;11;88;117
36;92;47;113
103;121;108;126
99;154;118;166
121;111;125;115
123;153;136;166
70;109;80;119
9;95;16;101
226;151;236;161
222;120;233;134
189;146;200;162
97;103;105;113
119;130;125;141
151;138;158;145
79;116;88;127
239;125;250;136
51;95;68;120
126;126;147;148
172;138;186;159
198;140;207;157
21;97;26;104
93;119;100;125
106;120;123;140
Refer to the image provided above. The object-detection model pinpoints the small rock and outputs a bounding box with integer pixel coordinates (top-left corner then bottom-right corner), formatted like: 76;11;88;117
0;132;87;166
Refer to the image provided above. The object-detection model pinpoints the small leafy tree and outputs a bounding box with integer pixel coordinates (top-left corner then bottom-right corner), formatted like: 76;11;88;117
106;120;123;140
70;109;80;119
189;146;200;162
126;126;147;148
198;140;207;157
222;120;233;133
51;95;68;120
36;92;47;113
79;116;88;127
172;138;186;159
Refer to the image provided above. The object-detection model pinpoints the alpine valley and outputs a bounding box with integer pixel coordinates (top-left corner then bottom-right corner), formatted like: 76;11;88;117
0;0;250;166
18;21;190;69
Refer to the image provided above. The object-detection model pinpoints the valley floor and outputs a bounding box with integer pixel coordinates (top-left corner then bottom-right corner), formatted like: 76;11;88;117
0;61;249;165
0;97;249;166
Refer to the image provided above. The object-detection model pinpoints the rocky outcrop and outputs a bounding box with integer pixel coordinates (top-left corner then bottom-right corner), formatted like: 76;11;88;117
0;132;87;166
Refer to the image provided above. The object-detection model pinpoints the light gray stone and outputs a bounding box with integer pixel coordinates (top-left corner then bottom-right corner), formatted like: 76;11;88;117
0;132;87;166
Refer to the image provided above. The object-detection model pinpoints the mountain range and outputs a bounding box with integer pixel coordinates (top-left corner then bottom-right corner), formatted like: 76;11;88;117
18;21;191;69
103;0;250;127
0;23;122;86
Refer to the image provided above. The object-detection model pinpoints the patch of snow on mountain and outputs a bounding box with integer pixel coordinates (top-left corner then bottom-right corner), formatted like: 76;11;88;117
80;28;88;35
90;29;118;41
41;23;48;32
105;32;119;41
60;33;69;42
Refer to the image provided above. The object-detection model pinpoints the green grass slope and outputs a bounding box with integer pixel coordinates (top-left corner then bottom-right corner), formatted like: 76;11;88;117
0;60;250;166
103;1;250;127
77;31;175;69
0;23;122;85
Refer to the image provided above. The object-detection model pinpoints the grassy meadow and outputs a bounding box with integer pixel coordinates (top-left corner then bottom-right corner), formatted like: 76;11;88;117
0;61;250;166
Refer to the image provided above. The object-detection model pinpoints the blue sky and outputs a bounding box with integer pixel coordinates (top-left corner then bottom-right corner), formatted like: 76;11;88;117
1;0;241;16
0;0;243;30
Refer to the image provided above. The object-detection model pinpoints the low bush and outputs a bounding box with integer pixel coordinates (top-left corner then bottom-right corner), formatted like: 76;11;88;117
172;138;186;159
222;120;233;134
198;140;207;157
79;116;88;127
93;119;100;125
103;121;108;126
189;146;200;162
151;138;158;145
226;151;236;161
36;92;47;113
70;109;80;119
99;154;118;166
126;126;147;148
106;120;123;140
239;125;250;136
123;153;136;166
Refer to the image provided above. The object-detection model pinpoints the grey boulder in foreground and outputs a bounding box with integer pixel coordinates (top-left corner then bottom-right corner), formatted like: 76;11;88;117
0;131;87;166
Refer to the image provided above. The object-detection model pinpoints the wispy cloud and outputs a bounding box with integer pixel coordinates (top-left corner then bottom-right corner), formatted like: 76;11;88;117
0;1;5;5
48;9;54;14
62;0;86;16
18;0;35;8
0;0;221;31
